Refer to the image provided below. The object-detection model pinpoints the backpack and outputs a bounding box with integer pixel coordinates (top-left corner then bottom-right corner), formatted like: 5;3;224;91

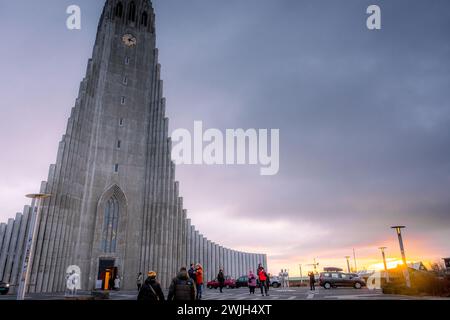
176;278;194;287
174;278;195;300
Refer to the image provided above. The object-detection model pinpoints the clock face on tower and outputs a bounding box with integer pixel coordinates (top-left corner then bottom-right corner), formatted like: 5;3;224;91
122;34;137;47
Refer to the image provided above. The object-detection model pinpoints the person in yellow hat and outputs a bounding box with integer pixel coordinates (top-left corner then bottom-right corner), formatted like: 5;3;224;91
137;271;165;301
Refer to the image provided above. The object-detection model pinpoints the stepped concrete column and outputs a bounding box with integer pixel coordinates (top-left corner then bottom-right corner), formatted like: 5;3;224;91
0;219;14;280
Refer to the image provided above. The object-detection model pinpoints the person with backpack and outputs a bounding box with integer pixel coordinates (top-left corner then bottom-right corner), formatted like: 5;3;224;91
258;267;269;296
217;269;225;293
137;271;165;301
167;267;197;301
248;270;257;294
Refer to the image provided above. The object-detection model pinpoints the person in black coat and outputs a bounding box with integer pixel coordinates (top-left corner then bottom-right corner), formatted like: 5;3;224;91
217;269;225;293
188;264;197;283
137;271;165;301
308;271;316;291
168;267;197;301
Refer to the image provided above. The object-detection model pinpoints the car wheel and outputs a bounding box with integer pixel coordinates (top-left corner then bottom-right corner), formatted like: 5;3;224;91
274;283;280;288
354;282;362;289
226;285;230;289
323;282;332;289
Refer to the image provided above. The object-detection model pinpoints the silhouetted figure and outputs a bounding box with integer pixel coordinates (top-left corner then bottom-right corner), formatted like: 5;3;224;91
217;269;225;293
308;271;316;291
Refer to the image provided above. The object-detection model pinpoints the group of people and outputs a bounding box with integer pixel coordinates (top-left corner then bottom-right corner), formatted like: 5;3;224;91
136;263;204;301
136;262;270;300
279;269;290;288
211;263;270;297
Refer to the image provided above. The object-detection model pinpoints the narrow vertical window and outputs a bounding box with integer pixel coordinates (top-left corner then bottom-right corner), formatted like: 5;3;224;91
101;196;119;253
121;96;126;105
115;2;123;18
119;118;124;126
123;76;128;85
141;12;148;27
125;56;130;65
128;2;136;22
117;140;121;149
114;164;119;172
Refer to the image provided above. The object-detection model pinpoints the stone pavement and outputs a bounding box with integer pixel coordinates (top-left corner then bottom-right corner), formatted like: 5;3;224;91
1;286;444;300
200;287;418;300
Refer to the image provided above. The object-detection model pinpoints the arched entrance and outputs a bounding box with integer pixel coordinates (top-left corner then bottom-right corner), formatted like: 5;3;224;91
91;185;128;290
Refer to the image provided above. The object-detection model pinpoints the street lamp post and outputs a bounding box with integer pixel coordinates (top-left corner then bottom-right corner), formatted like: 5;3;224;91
313;258;319;275
378;247;390;283
391;226;411;288
16;193;51;300
299;264;303;285
345;256;351;273
353;248;358;272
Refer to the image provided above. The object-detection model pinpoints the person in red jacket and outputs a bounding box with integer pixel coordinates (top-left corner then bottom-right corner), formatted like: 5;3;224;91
258;267;269;296
195;264;204;300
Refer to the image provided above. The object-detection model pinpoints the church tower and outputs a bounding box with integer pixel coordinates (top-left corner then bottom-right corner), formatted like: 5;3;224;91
0;0;267;293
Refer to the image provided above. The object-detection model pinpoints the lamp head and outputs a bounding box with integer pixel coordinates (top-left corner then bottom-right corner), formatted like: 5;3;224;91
26;193;51;199
391;226;405;234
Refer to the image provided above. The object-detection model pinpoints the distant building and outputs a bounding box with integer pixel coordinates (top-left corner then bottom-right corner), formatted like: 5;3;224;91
408;262;428;271
443;258;450;271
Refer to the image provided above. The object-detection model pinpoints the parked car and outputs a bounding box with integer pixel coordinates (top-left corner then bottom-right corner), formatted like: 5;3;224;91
235;276;249;288
319;272;366;289
269;276;281;288
0;281;10;295
207;276;236;289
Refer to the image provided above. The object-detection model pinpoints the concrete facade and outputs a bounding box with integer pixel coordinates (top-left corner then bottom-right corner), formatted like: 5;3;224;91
0;0;266;292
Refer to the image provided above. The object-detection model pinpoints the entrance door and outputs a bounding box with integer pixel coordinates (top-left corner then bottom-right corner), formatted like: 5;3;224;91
98;258;115;290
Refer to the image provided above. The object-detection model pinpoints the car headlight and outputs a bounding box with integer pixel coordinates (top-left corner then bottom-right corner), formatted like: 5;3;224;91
5;284;10;288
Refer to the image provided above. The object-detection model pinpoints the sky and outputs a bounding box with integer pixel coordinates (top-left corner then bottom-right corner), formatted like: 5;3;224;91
0;0;449;275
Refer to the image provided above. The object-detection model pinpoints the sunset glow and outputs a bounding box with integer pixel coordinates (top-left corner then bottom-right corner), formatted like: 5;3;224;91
367;259;408;271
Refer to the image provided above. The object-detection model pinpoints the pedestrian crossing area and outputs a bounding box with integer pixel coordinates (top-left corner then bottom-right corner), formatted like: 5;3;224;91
203;289;300;301
2;287;416;301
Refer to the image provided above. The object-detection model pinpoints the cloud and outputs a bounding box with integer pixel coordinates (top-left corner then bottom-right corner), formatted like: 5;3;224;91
0;0;449;272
